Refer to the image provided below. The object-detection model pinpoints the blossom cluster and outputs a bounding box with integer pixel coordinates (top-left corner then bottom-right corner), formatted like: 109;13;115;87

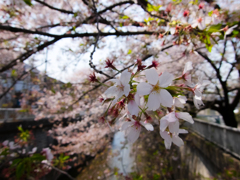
93;60;206;149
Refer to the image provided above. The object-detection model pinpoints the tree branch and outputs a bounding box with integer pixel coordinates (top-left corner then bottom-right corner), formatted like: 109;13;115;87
0;38;61;73
35;0;75;14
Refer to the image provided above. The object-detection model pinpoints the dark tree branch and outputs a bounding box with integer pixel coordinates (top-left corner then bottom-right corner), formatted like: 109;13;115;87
0;24;155;38
231;88;240;110
0;38;61;73
35;0;75;14
219;39;227;69
195;50;230;106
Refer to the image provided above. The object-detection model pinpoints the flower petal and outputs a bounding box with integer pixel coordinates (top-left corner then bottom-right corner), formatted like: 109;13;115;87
164;140;172;149
147;92;160;111
179;129;188;134
127;126;141;143
176;112;194;124
112;91;124;105
160;131;172;149
158;72;174;88
165;112;178;122
169;121;179;134
121;121;134;131
170;27;176;35
160;130;171;141
120;70;131;85
140;121;154;131
134;93;140;106
172;135;184;147
193;96;204;109
106;79;120;85
104;86;118;98
145;68;159;85
160;118;169;132
127;100;139;116
137;82;152;96
124;84;130;97
159;89;173;107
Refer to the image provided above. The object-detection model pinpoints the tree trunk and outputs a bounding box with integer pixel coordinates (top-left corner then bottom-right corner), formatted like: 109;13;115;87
219;108;238;128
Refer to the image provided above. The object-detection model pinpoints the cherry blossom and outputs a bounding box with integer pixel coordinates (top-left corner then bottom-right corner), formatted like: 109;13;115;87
223;25;238;39
104;70;131;105
137;68;174;110
160;129;188;149
182;61;193;84
191;76;205;109
191;17;211;30
173;95;187;108
121;117;154;143
160;111;194;134
127;94;140;116
42;148;54;163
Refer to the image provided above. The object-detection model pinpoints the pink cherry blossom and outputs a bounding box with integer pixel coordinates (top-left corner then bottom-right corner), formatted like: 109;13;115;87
42;148;54;163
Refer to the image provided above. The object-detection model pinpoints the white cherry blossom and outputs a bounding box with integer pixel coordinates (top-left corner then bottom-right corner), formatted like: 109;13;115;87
224;25;238;39
182;61;193;84
160;111;194;134
193;95;204;109
173;95;187;108
160;129;188;149
191;16;211;30
104;70;131;105
121;117;154;143
191;76;205;109
137;68;174;110
127;93;141;116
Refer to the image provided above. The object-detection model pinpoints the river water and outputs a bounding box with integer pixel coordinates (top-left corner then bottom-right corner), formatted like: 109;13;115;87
108;131;135;179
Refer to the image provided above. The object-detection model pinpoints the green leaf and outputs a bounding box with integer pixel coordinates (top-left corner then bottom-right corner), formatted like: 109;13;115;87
206;44;213;52
11;159;22;167
208;11;213;16
120;15;129;19
144;17;155;23
18;126;23;132
31;154;45;161
147;4;162;12
207;24;222;33
62;155;69;161
23;0;32;6
11;69;17;77
16;162;25;179
232;30;239;36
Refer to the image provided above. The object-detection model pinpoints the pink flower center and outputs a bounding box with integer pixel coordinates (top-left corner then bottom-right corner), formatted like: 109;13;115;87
197;18;202;23
134;121;141;129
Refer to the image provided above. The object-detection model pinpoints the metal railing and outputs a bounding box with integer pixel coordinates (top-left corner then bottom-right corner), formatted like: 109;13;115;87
185;118;240;158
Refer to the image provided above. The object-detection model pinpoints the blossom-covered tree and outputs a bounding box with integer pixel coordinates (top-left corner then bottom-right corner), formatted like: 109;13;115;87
0;0;240;178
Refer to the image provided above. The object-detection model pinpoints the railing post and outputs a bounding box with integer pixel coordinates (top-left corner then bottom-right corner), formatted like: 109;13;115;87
4;110;9;122
223;128;226;149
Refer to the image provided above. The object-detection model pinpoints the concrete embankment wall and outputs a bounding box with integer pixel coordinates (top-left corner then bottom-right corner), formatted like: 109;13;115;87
171;119;240;180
